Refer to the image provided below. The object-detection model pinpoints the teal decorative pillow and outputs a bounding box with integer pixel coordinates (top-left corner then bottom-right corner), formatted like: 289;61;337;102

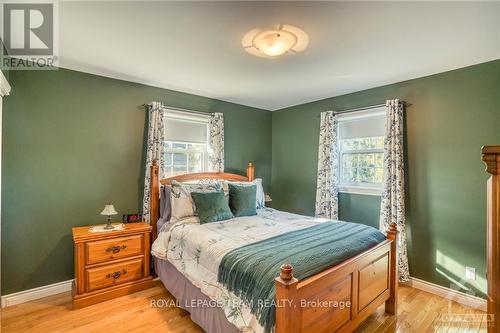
228;183;257;217
225;178;265;209
190;190;234;224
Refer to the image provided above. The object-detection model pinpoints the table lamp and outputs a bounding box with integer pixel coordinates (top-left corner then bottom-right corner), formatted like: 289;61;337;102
100;204;118;230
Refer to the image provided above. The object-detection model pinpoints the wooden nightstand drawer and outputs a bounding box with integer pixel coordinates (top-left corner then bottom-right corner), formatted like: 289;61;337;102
85;235;143;265
73;222;154;308
86;258;143;292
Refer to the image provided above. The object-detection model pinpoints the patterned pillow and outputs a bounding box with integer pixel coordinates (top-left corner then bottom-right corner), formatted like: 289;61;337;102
225;178;265;209
170;180;224;221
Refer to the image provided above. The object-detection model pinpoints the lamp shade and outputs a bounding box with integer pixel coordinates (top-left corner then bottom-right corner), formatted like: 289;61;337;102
242;25;308;59
253;30;297;57
100;204;118;216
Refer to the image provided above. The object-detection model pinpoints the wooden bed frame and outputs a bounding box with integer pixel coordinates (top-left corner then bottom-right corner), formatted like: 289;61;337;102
149;160;398;333
482;145;500;333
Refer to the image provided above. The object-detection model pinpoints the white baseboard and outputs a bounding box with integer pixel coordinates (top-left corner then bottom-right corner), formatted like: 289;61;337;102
1;279;73;308
406;277;487;311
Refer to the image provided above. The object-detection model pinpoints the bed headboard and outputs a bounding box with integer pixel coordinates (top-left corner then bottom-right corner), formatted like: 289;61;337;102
149;160;255;239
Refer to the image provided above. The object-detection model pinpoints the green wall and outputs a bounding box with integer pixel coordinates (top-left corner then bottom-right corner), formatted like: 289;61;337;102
1;68;272;294
272;59;500;297
338;193;381;229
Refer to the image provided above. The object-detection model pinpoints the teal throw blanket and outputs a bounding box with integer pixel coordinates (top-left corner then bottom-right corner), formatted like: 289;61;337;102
217;221;386;332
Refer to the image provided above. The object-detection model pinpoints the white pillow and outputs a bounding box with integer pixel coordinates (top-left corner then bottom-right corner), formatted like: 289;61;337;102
225;178;265;209
170;180;224;222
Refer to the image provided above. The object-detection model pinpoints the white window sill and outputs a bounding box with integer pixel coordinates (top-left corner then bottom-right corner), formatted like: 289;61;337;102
339;186;382;196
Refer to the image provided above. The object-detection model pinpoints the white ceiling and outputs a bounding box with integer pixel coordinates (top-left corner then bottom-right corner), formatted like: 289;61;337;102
59;1;500;111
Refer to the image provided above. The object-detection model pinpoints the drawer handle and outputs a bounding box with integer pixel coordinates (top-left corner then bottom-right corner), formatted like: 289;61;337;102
106;269;127;280
106;245;127;254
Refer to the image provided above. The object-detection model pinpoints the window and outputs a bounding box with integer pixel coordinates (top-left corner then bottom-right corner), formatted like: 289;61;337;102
164;142;208;176
163;110;209;177
338;107;386;195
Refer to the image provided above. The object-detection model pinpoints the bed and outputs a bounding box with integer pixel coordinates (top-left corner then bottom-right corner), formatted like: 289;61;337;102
482;145;500;333
149;160;398;333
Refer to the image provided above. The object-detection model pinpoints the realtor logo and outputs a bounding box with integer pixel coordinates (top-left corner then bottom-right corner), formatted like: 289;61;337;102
1;1;58;69
3;3;53;55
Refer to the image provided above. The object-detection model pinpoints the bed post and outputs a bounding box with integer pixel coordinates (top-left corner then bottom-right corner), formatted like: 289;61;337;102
482;145;500;333
246;162;255;181
150;159;160;240
385;222;398;315
275;264;300;333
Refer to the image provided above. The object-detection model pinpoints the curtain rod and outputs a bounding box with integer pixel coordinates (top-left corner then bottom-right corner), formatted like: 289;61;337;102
142;103;211;117
332;102;411;115
333;103;385;115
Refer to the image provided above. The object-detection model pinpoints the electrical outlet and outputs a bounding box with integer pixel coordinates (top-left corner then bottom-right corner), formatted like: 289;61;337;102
465;266;476;280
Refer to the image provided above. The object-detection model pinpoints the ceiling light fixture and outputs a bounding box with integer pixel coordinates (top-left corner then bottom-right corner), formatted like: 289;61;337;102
242;25;308;58
253;30;297;57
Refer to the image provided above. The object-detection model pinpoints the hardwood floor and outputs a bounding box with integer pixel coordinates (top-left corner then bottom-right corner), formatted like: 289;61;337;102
1;281;487;333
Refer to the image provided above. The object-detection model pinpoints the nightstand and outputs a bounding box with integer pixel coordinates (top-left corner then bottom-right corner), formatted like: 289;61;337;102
72;222;155;309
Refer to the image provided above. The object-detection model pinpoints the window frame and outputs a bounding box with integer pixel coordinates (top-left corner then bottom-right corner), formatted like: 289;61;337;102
337;107;386;196
163;109;210;177
164;141;209;177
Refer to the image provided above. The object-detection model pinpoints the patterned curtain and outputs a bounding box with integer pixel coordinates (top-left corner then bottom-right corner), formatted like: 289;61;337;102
315;111;339;219
208;112;225;172
142;101;166;224
380;99;410;282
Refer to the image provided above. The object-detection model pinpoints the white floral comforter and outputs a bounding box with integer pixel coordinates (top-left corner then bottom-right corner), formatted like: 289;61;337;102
151;208;328;333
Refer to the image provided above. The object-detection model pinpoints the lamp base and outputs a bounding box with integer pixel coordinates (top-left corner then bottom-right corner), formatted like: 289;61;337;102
103;217;114;230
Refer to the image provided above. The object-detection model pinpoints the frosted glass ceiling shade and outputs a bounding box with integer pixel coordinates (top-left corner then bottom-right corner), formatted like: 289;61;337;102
252;30;297;57
242;24;308;58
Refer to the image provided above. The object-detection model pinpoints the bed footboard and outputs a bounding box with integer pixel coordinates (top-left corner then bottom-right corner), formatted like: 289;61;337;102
275;223;398;333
